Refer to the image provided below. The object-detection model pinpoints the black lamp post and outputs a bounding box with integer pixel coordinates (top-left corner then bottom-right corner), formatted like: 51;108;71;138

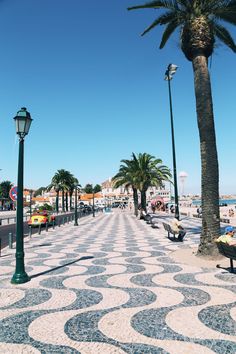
74;184;78;226
165;64;180;220
11;107;32;284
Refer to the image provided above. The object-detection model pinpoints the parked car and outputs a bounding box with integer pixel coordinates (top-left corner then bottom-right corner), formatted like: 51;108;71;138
28;211;56;227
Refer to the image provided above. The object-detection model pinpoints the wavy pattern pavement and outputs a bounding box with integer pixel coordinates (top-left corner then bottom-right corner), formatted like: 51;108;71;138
0;211;236;353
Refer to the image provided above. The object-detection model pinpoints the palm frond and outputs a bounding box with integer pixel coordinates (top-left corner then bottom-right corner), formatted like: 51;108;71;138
159;19;179;48
213;22;236;52
128;0;177;11
213;8;236;26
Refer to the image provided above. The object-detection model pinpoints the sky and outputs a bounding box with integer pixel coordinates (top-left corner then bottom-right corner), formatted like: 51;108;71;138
0;0;236;195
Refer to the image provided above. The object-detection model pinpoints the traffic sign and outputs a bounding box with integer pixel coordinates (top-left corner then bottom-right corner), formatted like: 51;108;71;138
9;186;17;201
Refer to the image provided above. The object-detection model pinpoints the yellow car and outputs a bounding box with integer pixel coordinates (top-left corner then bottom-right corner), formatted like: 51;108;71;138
28;211;56;227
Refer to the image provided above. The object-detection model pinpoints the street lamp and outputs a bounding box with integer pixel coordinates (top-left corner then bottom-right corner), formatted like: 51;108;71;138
11;107;32;284
165;64;180;220
74;184;78;226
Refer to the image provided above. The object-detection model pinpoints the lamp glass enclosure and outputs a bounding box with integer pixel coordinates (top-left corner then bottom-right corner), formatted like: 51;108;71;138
14;107;32;138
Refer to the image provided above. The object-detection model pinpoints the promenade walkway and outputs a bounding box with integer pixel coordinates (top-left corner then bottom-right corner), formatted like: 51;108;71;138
0;211;236;353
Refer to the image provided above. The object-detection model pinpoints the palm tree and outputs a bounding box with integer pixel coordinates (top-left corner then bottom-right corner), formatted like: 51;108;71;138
48;169;73;212
113;158;140;217
133;153;171;211
128;0;236;256
83;184;101;216
69;177;80;210
0;180;13;209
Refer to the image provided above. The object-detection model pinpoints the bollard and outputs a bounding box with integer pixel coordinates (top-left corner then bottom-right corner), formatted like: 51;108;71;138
29;226;32;238
58;218;60;227
9;233;13;249
62;217;65;225
0;219;2;226
52;220;55;229
67;216;69;224
38;224;41;235
46;222;48;232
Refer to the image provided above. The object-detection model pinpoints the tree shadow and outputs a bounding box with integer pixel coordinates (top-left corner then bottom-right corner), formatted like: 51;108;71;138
29;256;94;279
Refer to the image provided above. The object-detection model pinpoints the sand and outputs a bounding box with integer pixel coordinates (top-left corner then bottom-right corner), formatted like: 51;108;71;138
179;204;236;226
170;246;230;269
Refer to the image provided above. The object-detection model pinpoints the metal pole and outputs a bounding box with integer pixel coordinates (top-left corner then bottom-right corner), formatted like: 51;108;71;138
92;192;95;217
56;190;59;214
74;186;78;226
11;138;29;284
167;75;179;220
29;190;32;218
9;232;13;249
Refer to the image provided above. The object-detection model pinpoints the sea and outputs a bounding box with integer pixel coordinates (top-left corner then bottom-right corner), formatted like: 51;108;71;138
192;199;236;206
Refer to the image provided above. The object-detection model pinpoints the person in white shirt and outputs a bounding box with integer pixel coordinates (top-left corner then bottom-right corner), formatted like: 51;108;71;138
171;218;186;241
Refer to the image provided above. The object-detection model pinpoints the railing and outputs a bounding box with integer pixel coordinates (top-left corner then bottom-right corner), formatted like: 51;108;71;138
0;210;76;226
0;208;101;252
0;214;29;226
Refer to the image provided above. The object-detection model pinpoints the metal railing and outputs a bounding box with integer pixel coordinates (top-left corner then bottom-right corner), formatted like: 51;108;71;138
0;209;98;252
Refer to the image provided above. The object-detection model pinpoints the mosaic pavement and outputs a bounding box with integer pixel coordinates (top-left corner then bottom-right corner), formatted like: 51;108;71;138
0;211;236;353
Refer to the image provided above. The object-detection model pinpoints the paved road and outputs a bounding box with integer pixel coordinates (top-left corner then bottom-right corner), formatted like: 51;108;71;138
0;212;76;250
0;210;235;353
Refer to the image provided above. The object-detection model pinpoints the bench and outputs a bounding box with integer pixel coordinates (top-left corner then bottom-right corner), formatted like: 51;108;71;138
162;222;185;241
149;216;159;228
145;213;156;223
193;213;202;218
216;242;236;273
220;218;230;224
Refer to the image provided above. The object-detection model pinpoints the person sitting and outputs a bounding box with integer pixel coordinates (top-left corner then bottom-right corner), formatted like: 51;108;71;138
216;226;236;246
171;218;186;241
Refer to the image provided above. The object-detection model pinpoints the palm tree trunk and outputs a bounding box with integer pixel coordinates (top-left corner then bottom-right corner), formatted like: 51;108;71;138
69;191;73;210
66;192;68;211
133;187;139;217
141;190;147;212
192;55;220;256
62;190;65;212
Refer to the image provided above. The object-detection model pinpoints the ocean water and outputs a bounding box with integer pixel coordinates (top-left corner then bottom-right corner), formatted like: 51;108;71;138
192;199;236;206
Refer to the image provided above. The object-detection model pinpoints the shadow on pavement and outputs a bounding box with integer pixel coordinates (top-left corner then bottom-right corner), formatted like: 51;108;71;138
30;256;94;279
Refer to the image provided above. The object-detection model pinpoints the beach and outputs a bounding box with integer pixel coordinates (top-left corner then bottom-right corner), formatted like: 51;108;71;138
179;203;236;226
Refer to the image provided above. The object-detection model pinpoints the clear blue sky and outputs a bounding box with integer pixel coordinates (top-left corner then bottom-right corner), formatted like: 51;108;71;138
0;0;235;195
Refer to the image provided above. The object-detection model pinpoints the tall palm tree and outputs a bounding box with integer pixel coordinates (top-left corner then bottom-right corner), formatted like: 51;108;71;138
133;153;171;211
128;0;236;256
113;158;140;217
69;177;80;210
48;169;73;212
